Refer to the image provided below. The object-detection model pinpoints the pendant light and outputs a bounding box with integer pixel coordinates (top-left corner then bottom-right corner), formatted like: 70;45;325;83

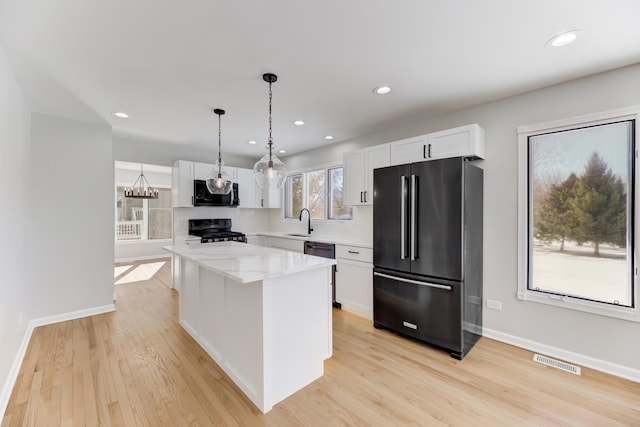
253;73;287;189
206;108;233;195
124;164;159;199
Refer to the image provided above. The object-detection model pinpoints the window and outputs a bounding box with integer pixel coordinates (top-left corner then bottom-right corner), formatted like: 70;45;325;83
116;187;172;241
284;167;353;220
518;107;639;321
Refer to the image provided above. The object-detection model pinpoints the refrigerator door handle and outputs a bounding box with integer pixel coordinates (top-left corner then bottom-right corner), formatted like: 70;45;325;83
410;174;417;261
400;175;407;259
374;272;452;291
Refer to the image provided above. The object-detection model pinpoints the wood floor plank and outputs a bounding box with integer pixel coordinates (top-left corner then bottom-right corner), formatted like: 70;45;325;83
3;258;640;426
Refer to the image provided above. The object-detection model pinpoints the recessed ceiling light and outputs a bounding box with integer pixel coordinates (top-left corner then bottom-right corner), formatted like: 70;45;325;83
278;149;287;154
547;31;579;47
373;85;392;95
112;111;129;118
293;120;305;126
325;135;334;140
247;140;257;145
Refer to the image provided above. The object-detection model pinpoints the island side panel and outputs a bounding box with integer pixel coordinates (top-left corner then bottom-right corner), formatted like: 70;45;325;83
262;266;332;408
221;276;265;408
179;257;199;338
197;267;226;362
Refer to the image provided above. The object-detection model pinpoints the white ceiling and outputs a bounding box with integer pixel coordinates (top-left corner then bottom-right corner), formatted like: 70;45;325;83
1;0;639;159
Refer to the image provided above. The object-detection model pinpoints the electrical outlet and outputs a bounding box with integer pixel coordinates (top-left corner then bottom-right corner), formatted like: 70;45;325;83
487;299;502;310
18;311;23;325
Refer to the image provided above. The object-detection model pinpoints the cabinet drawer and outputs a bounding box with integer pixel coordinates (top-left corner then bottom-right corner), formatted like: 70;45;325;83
336;245;372;263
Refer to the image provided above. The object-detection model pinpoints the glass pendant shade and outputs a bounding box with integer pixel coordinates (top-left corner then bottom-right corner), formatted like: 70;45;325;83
206;108;233;195
253;72;287;189
253;151;286;189
206;160;233;194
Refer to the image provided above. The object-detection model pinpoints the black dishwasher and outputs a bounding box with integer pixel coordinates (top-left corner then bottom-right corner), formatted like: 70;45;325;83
304;241;340;308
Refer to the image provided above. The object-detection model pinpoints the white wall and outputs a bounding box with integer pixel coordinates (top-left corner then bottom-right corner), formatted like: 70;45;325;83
173;206;272;241
30;113;115;318
0;41;32;415
113;135;255;169
279;64;640;377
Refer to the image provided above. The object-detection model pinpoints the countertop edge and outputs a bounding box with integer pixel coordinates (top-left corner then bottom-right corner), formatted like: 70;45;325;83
164;243;336;284
251;232;372;249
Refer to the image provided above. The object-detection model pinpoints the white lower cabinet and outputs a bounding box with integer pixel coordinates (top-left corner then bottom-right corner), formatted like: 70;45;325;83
265;236;304;253
335;245;373;319
246;235;267;246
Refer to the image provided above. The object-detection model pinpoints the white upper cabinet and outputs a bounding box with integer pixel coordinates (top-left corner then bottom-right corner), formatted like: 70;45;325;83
194;161;237;182
193;161;212;180
389;123;485;166
172;160;194;207
236;167;260;208
388;135;428;167
344;143;390;206
236;167;281;209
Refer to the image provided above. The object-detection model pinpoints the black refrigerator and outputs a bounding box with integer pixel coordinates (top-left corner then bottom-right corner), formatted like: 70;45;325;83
373;157;483;359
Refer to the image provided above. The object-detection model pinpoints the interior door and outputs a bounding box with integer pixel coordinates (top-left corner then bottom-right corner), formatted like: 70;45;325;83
373;164;410;272
410;158;463;280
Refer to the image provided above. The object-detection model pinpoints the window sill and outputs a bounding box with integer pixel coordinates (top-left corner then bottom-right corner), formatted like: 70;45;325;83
517;290;640;323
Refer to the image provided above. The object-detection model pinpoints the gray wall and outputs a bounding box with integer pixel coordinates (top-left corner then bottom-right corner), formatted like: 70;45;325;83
30;113;115;318
0;41;32;413
283;63;640;374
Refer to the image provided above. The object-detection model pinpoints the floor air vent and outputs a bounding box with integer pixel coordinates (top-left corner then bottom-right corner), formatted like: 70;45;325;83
533;354;581;375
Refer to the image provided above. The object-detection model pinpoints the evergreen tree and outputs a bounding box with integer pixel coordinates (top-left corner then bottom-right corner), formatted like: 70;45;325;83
570;152;626;256
535;173;578;250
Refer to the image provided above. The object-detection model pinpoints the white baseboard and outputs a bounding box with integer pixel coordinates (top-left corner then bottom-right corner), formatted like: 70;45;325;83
483;327;640;383
31;304;116;328
339;302;373;320
114;254;171;263
0;303;116;420
0;323;34;421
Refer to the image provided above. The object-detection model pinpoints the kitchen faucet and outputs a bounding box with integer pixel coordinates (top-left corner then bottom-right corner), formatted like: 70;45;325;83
299;208;313;235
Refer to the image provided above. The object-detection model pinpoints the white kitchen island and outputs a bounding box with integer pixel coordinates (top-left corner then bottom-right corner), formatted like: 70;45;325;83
164;242;336;413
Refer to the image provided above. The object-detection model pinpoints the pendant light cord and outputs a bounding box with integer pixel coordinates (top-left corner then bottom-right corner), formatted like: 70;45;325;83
268;80;274;166
217;112;223;175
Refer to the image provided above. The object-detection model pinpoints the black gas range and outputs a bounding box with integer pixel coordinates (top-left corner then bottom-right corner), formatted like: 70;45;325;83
188;218;247;243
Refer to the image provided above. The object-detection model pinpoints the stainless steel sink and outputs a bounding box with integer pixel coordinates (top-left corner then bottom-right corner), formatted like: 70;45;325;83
285;233;311;237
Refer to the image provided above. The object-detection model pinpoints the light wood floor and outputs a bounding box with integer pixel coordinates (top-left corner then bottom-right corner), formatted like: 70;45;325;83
3;259;639;426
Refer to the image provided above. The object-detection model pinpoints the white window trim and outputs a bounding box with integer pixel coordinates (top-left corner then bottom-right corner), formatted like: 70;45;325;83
282;162;352;222
115;183;173;242
517;105;640;322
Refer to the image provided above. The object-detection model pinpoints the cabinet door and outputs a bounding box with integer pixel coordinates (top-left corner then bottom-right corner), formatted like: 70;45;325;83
335;258;373;319
172;160;194;207
236;168;260;208
262;186;282;208
428;123;484;160
194;162;214;180
343;149;366;206
364;143;390;204
389;135;428;166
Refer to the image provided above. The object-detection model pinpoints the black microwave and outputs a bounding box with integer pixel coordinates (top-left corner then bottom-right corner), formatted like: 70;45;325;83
193;180;239;207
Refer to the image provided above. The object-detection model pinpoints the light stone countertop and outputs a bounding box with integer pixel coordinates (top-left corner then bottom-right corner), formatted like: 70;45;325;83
250;231;372;249
164;242;336;284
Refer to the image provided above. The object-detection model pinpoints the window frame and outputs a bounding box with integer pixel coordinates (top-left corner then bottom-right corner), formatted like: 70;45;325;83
115;184;173;243
517;106;640;322
283;163;352;221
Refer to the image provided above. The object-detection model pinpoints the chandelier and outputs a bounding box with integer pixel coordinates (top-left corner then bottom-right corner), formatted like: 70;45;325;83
124;164;158;199
253;73;287;189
